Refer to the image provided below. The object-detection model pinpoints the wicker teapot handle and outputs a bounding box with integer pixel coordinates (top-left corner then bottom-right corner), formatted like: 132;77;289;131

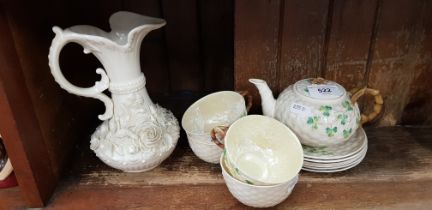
350;87;383;125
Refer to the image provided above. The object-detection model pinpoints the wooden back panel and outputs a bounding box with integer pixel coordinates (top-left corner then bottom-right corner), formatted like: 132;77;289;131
235;0;432;126
0;8;56;206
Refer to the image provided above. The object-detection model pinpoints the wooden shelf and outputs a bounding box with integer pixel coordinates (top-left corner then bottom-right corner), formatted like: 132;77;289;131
0;0;431;208
2;126;431;209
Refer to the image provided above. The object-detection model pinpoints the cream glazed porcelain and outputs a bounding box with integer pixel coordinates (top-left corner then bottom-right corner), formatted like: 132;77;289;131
182;91;251;163
302;127;369;173
303;127;367;161
0;135;12;181
302;150;367;173
220;155;298;208
48;12;180;172
221;115;304;186
250;78;383;147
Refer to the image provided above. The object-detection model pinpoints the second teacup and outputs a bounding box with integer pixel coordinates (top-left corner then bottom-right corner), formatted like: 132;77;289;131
182;91;251;163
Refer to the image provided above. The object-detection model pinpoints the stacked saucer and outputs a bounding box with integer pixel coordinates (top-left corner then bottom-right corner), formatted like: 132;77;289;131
302;127;367;173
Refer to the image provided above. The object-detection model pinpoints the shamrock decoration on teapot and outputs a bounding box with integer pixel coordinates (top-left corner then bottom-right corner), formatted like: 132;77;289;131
250;78;383;147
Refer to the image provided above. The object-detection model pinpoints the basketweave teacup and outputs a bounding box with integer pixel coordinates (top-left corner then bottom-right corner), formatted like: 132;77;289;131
182;91;251;163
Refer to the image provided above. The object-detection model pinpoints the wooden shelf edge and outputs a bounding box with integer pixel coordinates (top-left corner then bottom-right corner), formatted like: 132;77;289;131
45;179;432;209
3;126;432;209
0;187;27;210
64;126;432;187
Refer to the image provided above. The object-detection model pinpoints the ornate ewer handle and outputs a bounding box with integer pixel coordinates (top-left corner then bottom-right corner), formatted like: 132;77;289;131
48;27;113;120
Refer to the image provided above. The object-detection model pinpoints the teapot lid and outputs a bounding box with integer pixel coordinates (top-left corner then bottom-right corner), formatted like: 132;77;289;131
294;78;346;101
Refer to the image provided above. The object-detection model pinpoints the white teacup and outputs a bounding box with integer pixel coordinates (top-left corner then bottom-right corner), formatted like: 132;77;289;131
220;155;298;208
0;159;12;181
182;91;251;163
213;115;303;185
0;135;12;181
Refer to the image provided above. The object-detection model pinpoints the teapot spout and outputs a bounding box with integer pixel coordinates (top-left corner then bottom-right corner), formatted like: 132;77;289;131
249;79;276;118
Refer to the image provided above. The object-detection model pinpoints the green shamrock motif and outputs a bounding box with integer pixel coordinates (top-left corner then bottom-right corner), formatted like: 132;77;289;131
320;105;332;117
307;116;320;129
240;111;247;117
245;180;254;185
233;167;254;185
337;114;348;125
303;145;332;155
326;127;338;137
342;101;353;111
343;128;353;139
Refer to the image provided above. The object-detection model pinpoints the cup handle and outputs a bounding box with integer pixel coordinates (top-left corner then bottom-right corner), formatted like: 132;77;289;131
210;125;229;149
350;87;384;125
48;26;113;120
238;91;253;112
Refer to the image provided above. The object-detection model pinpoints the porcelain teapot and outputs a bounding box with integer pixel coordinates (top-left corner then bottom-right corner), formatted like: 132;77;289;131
249;78;383;147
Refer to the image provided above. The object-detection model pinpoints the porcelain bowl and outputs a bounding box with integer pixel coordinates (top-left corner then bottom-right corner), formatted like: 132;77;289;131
220;155;299;208
182;91;248;163
224;115;303;185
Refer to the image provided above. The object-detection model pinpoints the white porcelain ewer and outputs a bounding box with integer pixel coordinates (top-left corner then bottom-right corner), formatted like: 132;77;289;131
48;11;180;172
